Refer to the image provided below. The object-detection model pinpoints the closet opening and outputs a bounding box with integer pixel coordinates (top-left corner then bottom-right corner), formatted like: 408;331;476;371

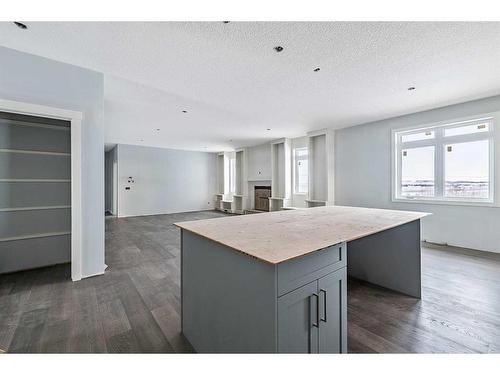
0;100;83;281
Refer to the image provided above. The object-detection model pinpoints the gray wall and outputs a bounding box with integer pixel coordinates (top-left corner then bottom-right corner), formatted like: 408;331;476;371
0;47;105;277
335;95;500;254
117;144;217;217
247;143;271;181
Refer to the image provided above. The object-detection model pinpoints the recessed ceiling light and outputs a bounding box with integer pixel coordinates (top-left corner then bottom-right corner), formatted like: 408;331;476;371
314;67;321;72
407;87;416;91
13;22;28;30
274;46;284;53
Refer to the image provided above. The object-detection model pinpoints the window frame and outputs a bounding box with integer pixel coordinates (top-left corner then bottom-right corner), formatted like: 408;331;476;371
293;147;309;195
391;113;498;207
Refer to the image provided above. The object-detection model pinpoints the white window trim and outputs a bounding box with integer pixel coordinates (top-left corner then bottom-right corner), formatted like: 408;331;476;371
391;112;499;207
293;147;308;195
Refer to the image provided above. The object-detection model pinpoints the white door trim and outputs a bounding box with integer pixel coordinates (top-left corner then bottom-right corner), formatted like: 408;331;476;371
0;99;84;281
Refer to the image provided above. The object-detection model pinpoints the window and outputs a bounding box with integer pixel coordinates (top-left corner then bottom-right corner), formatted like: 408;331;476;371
229;157;236;193
401;146;435;198
401;130;435;143
294;147;308;194
444;140;489;199
393;117;494;204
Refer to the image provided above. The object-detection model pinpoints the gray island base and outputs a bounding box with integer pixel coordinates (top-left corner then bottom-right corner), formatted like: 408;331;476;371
175;206;429;353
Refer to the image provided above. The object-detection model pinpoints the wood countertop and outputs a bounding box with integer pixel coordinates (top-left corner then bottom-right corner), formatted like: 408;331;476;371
174;205;430;264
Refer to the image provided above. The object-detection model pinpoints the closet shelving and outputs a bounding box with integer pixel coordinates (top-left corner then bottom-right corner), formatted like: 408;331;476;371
269;138;291;211
306;129;334;208
0;114;72;273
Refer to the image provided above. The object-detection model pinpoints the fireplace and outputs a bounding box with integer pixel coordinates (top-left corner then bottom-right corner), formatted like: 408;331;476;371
254;186;271;212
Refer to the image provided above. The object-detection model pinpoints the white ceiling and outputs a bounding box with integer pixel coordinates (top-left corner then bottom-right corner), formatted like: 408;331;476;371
1;22;500;151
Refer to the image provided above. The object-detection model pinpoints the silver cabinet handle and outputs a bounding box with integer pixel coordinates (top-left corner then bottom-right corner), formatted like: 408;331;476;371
309;293;319;353
312;293;319;327
320;289;327;322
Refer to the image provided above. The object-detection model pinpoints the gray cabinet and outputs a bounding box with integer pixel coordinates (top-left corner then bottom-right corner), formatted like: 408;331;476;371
181;230;347;353
319;267;347;353
278;280;319;353
278;267;347;353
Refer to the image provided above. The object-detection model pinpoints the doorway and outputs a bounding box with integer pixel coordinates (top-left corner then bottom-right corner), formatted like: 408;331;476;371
104;144;118;217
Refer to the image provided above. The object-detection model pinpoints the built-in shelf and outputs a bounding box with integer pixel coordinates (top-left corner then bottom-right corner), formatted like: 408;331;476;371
221;200;232;213
0;231;70;242
0;205;70;212
269;197;287;211
0;112;72;275
231;195;245;214
305;199;327;208
0;148;70;156
215;194;223;211
0;118;70;131
0;179;71;183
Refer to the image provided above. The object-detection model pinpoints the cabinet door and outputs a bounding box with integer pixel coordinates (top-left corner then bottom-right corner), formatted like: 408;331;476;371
318;267;347;353
278;280;319;353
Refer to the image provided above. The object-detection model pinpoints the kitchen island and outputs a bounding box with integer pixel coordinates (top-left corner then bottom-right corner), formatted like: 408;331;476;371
174;205;429;353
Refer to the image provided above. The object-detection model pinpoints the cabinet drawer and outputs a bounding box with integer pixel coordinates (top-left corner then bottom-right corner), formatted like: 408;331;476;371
277;242;346;296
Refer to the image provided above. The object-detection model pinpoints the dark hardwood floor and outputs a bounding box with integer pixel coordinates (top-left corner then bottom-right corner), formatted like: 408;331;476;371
1;210;499;353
